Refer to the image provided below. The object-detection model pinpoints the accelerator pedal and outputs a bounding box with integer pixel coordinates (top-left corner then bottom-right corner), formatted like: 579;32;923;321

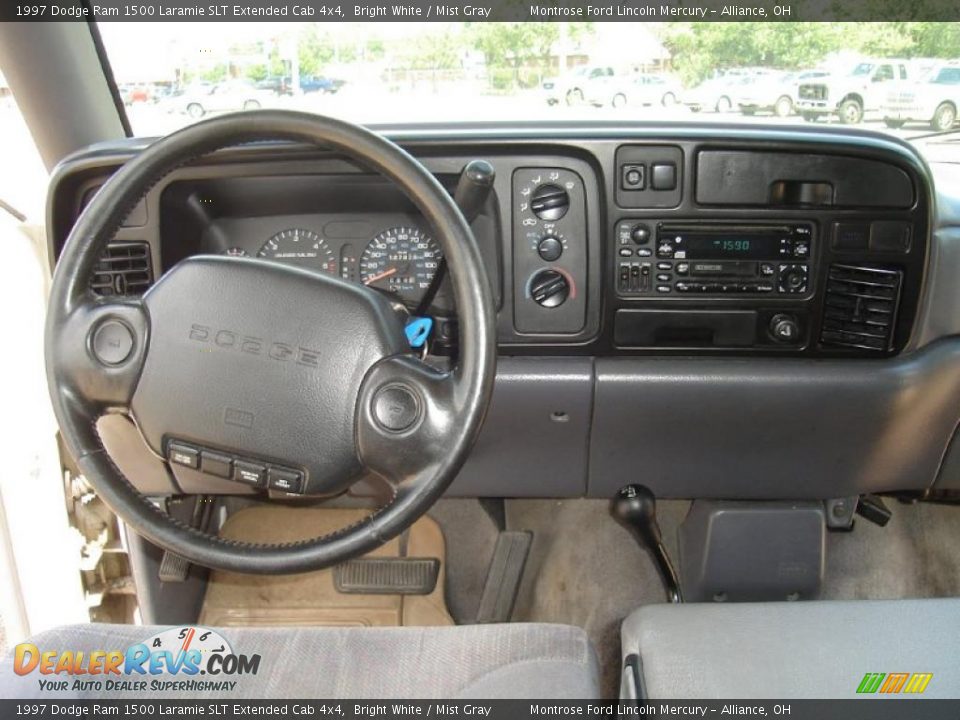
475;530;533;623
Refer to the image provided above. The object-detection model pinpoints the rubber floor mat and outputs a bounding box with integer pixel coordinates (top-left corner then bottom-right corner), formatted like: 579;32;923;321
199;506;453;627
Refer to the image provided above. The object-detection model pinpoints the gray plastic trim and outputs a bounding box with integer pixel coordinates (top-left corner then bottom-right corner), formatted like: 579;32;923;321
447;357;593;497
589;339;960;499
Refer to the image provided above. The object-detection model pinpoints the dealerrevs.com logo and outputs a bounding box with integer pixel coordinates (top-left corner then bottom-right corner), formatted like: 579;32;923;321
13;627;261;694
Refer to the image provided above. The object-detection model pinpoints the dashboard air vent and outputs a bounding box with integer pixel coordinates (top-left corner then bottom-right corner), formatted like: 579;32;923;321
820;264;902;352
90;242;153;297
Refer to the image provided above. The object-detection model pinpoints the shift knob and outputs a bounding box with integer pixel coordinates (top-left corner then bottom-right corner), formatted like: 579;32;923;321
612;484;662;546
453;159;496;224
611;483;682;603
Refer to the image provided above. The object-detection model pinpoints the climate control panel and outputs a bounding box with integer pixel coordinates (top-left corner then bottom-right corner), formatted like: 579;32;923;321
513;168;588;334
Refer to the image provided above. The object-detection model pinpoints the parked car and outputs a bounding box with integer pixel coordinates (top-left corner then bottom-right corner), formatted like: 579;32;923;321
882;61;960;131
684;75;753;113
587;73;682;108
738;70;830;117
542;65;616;106
254;75;287;95
165;80;271;118
118;83;151;105
796;59;913;124
292;75;345;94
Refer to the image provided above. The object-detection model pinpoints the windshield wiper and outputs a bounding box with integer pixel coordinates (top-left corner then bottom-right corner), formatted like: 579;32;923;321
905;128;960;142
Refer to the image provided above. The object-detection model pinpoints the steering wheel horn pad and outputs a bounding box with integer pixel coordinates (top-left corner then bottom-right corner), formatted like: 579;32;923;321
44;110;496;574
132;255;408;496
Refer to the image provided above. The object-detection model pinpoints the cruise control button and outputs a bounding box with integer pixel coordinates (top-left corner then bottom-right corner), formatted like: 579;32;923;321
268;468;303;494
233;460;266;488
373;385;422;432
168;442;199;469
92;320;134;366
200;450;232;479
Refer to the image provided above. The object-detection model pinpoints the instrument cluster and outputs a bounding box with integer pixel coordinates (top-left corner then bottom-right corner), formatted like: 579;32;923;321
206;214;444;307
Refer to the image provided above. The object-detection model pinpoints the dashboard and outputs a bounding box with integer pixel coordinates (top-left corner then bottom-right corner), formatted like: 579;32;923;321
47;123;960;503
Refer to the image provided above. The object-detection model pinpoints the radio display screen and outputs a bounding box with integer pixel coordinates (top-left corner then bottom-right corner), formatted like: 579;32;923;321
663;231;786;260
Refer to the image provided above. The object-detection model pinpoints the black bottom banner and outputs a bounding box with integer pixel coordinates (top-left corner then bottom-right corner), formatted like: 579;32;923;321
3;700;960;720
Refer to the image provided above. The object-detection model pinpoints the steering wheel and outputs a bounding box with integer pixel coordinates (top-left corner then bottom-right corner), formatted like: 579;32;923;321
45;111;496;574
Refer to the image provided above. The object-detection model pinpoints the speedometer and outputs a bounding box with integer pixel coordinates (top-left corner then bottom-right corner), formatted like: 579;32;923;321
258;228;336;275
359;227;442;304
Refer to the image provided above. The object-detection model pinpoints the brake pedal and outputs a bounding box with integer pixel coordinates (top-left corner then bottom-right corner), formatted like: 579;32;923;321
334;557;440;595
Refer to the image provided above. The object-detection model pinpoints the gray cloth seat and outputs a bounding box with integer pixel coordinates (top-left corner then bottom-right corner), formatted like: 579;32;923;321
622;598;960;699
1;622;599;699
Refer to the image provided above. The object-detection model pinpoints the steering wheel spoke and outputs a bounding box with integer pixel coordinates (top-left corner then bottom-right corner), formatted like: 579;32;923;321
357;354;459;489
49;294;149;413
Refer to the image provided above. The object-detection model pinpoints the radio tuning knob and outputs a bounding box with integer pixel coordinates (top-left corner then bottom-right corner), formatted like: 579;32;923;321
530;269;570;308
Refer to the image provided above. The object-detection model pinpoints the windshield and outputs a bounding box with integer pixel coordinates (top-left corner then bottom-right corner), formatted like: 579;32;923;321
98;21;960;159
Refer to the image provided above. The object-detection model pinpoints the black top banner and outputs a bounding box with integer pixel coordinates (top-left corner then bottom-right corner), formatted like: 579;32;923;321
4;0;960;22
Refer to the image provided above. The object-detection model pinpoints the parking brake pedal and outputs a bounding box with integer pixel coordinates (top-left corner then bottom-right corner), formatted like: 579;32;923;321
158;495;214;583
856;494;892;527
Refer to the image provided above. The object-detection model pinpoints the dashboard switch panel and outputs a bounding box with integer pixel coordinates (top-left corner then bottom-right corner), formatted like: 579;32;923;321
616;145;683;209
513;168;588;334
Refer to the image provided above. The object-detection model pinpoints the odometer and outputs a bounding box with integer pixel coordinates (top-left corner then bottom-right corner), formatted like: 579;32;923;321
258;228;336;275
359;227;442;304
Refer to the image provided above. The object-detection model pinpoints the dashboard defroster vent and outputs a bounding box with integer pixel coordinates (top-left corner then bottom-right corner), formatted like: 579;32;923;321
820;264;902;351
90;242;153;297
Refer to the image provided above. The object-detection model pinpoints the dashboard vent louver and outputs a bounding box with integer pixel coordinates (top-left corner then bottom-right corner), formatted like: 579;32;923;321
90;242;153;297
820;264;902;352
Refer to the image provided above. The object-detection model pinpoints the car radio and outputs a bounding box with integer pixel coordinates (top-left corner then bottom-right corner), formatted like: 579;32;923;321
616;222;813;297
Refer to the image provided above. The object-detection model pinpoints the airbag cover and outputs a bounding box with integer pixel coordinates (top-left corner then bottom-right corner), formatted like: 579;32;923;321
131;255;407;494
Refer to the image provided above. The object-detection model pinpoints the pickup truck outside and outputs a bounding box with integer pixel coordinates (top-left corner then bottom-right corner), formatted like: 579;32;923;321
882;62;960;131
796;60;912;124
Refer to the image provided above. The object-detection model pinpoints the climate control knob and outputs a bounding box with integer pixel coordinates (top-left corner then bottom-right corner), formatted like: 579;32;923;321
530;269;570;308
537;235;563;261
530;184;570;221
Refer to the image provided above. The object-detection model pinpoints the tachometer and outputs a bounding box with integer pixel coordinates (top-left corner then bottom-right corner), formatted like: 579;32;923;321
359;226;442;304
258;228;336;275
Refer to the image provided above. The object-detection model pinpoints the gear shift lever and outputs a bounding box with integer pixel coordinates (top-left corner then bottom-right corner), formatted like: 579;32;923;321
611;484;683;603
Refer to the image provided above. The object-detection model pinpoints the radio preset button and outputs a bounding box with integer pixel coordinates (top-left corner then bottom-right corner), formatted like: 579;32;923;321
657;262;672;271
637;248;653;257
674;262;689;274
656;285;671;293
656;273;671;282
619;248;634;257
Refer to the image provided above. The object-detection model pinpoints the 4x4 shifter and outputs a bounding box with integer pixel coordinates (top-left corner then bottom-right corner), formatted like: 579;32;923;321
611;484;683;603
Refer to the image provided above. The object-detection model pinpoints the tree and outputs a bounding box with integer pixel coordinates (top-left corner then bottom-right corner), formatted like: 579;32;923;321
470;23;560;87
